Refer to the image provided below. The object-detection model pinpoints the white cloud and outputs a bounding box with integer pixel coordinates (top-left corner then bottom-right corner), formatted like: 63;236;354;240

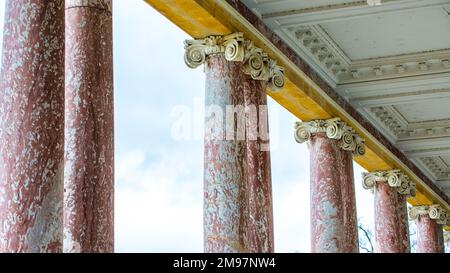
115;150;203;252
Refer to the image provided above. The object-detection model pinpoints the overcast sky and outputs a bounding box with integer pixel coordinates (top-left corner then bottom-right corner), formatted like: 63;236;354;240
0;0;375;253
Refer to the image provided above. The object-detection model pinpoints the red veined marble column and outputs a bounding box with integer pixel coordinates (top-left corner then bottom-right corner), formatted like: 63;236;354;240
243;76;274;253
397;194;411;252
64;0;114;253
340;151;359;253
202;54;247;252
295;118;365;253
362;170;414;253
409;205;446;253
0;0;65;253
184;33;284;253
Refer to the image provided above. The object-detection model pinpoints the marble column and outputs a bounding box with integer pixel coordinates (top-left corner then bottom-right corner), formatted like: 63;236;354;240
362;170;414;253
203;54;247;252
243;75;274;252
295;118;365;253
184;33;284;253
397;194;411;252
340;150;359;253
0;0;65;253
409;205;446;253
64;0;114;253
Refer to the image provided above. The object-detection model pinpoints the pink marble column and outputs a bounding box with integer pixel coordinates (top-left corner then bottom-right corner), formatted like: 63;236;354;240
297;118;363;253
243;76;274;253
363;171;412;253
0;0;65;253
203;54;247;253
64;0;114;253
416;214;444;253
309;133;346;253
397;194;410;252
374;181;403;252
340;151;359;253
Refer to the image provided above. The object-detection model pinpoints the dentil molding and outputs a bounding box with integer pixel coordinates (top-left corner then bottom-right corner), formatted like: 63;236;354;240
294;117;366;156
408;205;448;225
184;33;285;91
284;25;450;85
362;170;416;196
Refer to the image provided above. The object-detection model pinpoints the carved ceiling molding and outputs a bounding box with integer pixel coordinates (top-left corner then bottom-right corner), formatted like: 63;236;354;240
294;118;366;156
368;106;408;138
184;33;285;91
284;25;350;83
368;106;450;141
420;157;450;181
362;169;416;196
365;106;450;189
342;50;450;84
283;26;450;85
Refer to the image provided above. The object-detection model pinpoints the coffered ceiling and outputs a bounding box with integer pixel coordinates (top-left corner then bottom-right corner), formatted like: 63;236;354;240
242;0;450;196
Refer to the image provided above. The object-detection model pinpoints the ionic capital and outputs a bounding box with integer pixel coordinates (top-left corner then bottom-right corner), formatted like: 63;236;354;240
184;33;285;91
361;170;416;196
409;205;448;224
294;118;365;156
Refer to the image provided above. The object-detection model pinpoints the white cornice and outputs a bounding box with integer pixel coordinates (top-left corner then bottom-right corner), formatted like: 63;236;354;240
279;25;450;85
339;50;450;84
337;73;450;99
367;105;408;138
258;0;450;28
350;88;450;108
406;147;450;158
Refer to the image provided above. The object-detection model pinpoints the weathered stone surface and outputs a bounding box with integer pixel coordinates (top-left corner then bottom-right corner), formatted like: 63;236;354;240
243;75;274;253
204;54;247;253
397;194;410;252
340;151;359;253
416;214;444;253
374;182;403;252
310;133;351;253
64;0;114;253
0;0;65;253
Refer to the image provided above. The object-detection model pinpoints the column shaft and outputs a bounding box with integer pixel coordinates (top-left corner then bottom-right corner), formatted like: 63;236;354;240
243;76;274;252
340;151;359;253
204;54;247;253
0;0;65;253
374;182;403;252
310;133;345;253
64;0;114;252
416;215;444;253
397;194;410;252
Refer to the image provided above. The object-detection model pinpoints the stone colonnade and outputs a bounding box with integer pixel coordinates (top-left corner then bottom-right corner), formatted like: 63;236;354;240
0;0;113;253
0;1;448;252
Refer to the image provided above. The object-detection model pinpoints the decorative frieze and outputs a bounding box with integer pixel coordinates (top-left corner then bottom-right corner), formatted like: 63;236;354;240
184;33;285;91
283;26;450;84
294;118;365;156
362;170;416;196
409;205;448;225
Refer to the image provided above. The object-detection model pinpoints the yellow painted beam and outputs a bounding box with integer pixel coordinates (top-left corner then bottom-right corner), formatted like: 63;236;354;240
143;0;450;217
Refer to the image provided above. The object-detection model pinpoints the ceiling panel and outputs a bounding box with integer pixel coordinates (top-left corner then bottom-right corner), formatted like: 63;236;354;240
321;8;450;60
394;97;450;123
